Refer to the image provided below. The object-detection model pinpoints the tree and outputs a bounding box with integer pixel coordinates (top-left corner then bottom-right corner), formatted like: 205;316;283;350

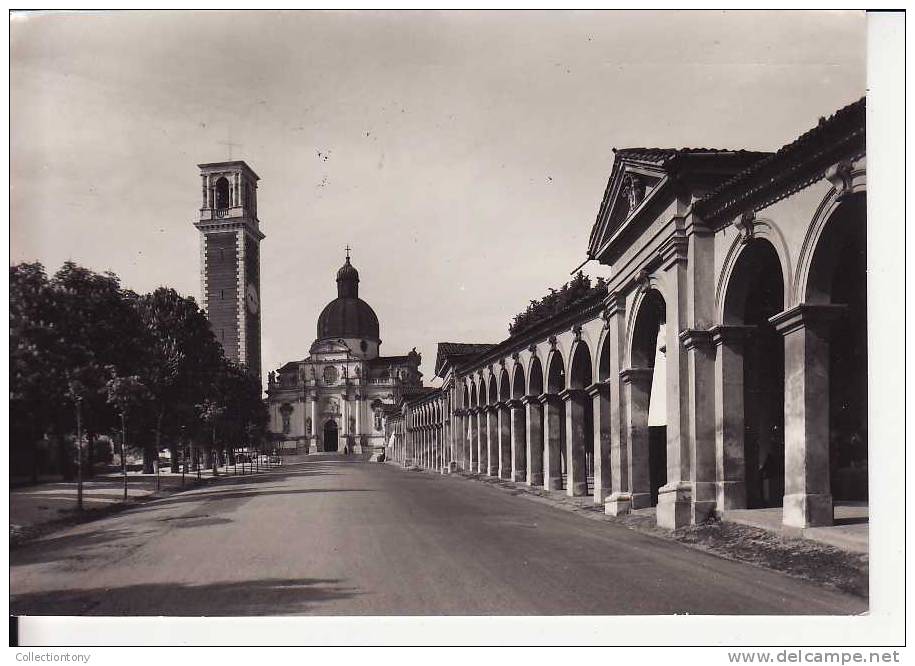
135;288;224;474
105;371;149;500
10;263;58;481
49;262;147;477
197;399;225;475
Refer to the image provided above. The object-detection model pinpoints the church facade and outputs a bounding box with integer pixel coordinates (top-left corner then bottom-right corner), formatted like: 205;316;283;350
265;253;424;456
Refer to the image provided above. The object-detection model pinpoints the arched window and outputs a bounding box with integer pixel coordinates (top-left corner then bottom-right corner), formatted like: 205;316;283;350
215;177;230;210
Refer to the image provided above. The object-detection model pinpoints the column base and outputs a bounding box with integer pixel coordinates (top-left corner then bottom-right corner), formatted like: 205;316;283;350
605;492;631;516
656;482;693;530
691;480;718;524
783;492;833;528
567;481;588;497
630;491;652;510
717;480;748;511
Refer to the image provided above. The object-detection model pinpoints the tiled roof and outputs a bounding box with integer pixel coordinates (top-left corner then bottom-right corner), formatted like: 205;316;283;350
434;342;497;376
276;361;301;373
612;147;762;163
695;97;865;224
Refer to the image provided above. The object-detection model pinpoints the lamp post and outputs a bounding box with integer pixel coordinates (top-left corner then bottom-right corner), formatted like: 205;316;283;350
75;396;84;511
121;412;128;501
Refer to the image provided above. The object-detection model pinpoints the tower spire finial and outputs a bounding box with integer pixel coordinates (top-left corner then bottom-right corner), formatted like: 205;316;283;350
345;244;351;261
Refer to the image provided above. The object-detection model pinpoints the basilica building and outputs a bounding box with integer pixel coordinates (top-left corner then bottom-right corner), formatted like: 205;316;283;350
266;252;424;456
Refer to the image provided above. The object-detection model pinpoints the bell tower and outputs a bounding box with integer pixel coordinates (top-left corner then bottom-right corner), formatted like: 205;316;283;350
194;160;264;384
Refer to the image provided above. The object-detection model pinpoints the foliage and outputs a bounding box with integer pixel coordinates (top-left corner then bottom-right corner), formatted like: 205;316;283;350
9;261;269;480
508;272;607;337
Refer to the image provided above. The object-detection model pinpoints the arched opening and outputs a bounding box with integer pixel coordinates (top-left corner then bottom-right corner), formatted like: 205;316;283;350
486;375;499;476
724;238;785;509
724;238;786;508
323;419;338;453
529;357;544;396
547;352;567;489
215;177;230;210
528;357;545;486
469;383;479;471
807;194;867;503
598;333;610;381
569;342;595;495
632;289;667;506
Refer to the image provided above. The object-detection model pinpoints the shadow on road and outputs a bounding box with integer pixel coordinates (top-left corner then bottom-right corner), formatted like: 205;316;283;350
10;577;362;616
10;526;147;566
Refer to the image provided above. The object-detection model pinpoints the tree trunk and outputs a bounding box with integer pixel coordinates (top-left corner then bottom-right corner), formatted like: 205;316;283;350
56;429;74;481
86;430;95;478
171;442;181;473
30;432;40;484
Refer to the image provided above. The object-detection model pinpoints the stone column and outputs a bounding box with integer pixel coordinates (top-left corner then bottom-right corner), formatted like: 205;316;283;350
486;406;499;477
468;409;479;472
711;325;756;510
439;423;446;473
604;295;632;515
587;381;612;504
498;402;512;479
656;268;693;530
770;304;845;528
680;328;718;524
560;388;589;497
523;396;544;486
620;368;652;509
509;399;527;482
454;410;466;472
477;409;487;474
356;394;364;452
541;393;563;491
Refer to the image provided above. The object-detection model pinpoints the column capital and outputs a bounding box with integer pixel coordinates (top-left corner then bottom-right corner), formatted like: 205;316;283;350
507;398;524;410
558;387;589;402
619;367;653;384
520;394;542;407
678;328;714;351
468;406;480;415
495;400;511;411
537;393;562;406
482;404;497;413
769;303;847;335
585;381;611;398
453;408;468;417
709;324;757;346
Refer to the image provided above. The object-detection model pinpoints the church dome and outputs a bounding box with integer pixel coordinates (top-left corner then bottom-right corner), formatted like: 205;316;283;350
316;254;380;342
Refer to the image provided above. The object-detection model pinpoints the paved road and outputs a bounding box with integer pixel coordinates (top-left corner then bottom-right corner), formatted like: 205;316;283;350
10;457;866;616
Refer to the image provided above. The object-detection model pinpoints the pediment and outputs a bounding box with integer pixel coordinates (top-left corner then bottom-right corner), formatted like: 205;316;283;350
587;158;667;261
308;338;352;357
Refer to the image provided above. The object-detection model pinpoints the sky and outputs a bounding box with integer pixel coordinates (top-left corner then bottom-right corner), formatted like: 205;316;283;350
10;10;866;386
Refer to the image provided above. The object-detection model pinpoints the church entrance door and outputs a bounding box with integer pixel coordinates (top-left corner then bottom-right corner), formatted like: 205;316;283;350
324;420;339;453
